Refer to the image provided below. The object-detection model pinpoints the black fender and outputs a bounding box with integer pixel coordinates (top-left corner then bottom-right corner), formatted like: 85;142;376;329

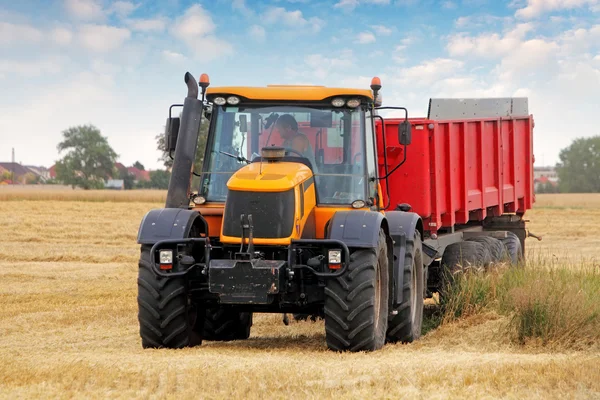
327;210;387;249
328;210;393;307
385;211;423;306
137;208;208;245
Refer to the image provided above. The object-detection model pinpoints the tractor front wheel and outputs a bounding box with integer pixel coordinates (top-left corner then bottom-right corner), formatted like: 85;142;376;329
324;230;389;352
137;245;202;349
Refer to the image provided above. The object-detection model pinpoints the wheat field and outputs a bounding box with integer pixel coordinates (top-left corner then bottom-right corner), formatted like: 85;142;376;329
1;193;599;399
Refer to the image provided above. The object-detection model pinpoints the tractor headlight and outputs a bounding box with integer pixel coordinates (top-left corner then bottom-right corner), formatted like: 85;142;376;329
328;249;342;264
193;196;206;205
346;98;361;108
226;96;240;105
331;98;345;107
213;96;226;106
159;249;173;264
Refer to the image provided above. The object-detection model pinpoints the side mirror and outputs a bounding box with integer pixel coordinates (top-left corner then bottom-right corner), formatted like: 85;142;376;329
165;117;180;152
399;120;412;145
239;115;248;133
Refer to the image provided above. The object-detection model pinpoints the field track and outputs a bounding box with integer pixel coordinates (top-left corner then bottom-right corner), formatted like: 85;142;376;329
1;193;599;398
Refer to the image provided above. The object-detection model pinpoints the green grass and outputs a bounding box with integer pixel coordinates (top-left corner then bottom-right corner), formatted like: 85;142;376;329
436;259;600;350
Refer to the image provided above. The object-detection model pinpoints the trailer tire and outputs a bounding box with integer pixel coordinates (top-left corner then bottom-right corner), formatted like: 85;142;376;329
465;236;506;263
386;231;424;343
203;308;252;341
500;231;523;266
137;245;202;349
324;230;389;352
441;241;492;275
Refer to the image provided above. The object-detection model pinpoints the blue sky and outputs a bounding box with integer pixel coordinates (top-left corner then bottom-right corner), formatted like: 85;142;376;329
1;0;599;169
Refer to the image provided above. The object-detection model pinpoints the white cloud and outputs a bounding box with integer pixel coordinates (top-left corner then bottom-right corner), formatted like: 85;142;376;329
170;5;233;60
262;7;324;33
334;0;359;10
293;50;355;80
443;1;457;8
371;25;392;36
64;0;104;20
171;4;215;39
516;0;600;18
446;23;535;58
79;24;131;52
91;59;122;76
162;50;187;63
249;25;266;42
356;31;376;44
333;0;390;10
0;57;64;79
126;18;167;32
394;58;464;85
51;27;73;45
455;14;508;29
0;22;43;46
232;0;254;17
109;1;139;19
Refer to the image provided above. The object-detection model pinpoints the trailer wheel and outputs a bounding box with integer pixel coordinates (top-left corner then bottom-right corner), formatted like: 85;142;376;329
203;308;252;341
441;241;492;275
137;245;202;349
324;230;389;352
387;231;424;343
500;231;523;266
465;236;506;263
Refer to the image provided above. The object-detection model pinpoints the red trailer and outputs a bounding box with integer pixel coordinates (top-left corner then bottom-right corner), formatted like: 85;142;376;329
375;98;535;293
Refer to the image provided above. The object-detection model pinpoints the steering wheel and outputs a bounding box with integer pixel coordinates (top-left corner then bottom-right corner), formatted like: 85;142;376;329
284;148;305;158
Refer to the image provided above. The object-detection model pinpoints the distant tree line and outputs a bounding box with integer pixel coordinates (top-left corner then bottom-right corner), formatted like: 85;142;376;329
54;124;599;193
54;125;172;190
556;136;600;193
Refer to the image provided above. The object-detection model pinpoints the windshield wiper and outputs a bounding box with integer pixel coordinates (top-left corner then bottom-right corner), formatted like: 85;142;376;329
218;151;250;164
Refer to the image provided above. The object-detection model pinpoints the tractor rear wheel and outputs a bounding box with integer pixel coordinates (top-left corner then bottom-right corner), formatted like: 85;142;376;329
324;230;389;352
387;231;424;343
203;308;252;341
137;245;202;349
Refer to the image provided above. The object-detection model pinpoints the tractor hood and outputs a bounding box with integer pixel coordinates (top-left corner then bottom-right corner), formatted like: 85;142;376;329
227;161;313;192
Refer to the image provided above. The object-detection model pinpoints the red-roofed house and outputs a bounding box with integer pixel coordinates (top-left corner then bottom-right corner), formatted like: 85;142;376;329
127;167;150;182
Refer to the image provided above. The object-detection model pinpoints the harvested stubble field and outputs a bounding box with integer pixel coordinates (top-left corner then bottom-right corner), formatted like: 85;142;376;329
1;190;599;399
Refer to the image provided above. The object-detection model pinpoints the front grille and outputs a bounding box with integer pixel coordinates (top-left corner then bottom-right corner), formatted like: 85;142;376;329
223;189;295;238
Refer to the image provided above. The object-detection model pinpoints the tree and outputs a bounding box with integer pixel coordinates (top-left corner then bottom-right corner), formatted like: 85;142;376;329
556;136;600;193
22;172;40;184
55;125;118;190
133;161;145;170
118;168;135;190
1;170;11;183
148;170;171;189
156;114;209;172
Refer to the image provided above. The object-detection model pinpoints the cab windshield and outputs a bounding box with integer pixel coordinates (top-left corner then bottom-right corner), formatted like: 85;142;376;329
199;104;367;205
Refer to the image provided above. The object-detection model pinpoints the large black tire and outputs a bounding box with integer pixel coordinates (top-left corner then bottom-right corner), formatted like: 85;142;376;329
441;241;492;274
465;236;506;263
387;231;424;343
324;230;389;352
438;241;492;303
203;308;252;341
137;245;202;349
500;231;523;266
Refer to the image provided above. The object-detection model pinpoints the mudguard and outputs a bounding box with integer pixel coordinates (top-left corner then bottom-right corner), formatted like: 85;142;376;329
137;208;207;245
385;211;423;306
327;211;386;248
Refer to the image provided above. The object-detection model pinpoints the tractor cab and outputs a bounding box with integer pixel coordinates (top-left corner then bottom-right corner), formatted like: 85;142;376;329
197;87;379;209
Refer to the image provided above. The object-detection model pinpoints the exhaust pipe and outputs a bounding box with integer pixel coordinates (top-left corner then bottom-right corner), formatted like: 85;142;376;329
165;72;204;209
